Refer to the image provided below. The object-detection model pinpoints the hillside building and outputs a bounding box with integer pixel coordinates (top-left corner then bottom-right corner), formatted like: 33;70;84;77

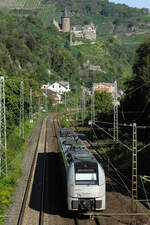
71;23;96;40
41;81;70;103
52;8;70;32
53;8;96;40
93;82;115;95
61;8;70;32
93;82;121;105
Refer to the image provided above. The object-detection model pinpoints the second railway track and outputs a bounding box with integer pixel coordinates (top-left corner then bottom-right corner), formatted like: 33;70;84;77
6;112;149;225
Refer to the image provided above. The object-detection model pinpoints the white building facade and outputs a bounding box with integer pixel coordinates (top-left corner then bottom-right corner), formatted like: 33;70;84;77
41;81;70;103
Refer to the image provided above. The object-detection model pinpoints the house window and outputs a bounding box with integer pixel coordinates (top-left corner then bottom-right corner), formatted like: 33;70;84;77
53;85;54;88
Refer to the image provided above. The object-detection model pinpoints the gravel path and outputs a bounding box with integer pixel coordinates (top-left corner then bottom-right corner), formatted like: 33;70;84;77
4;118;43;225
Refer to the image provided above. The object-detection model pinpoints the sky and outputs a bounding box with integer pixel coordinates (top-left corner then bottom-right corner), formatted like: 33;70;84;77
109;0;150;10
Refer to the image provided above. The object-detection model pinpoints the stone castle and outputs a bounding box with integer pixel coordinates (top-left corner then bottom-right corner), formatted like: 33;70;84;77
53;8;96;40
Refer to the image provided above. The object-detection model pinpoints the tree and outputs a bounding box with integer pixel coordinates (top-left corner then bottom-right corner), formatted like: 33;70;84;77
86;90;113;122
94;91;113;115
121;40;150;125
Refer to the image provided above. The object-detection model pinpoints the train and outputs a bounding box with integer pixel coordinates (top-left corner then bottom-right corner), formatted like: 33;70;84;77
57;128;106;212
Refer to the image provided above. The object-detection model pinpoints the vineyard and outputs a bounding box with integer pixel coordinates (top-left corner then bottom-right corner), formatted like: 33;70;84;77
0;0;43;9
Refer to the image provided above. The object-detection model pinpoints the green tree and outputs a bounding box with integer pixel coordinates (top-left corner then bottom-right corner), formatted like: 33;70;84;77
121;40;150;125
94;91;113;115
86;90;113;122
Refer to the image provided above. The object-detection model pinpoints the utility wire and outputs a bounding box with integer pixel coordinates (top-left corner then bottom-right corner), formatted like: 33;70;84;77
125;81;150;97
91;125;150;197
93;122;131;151
140;176;150;209
91;125;132;196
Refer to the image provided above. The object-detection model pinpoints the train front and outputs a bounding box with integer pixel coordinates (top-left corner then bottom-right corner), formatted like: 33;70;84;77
67;161;106;211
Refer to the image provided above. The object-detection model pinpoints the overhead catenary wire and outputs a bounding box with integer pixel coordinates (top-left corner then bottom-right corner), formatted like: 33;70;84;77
120;79;150;123
91;125;150;197
91;125;132;196
125;81;150;97
92;122;131;151
140;176;150;210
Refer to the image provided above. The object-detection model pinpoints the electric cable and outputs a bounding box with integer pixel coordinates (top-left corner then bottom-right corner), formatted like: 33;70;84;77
91;125;132;196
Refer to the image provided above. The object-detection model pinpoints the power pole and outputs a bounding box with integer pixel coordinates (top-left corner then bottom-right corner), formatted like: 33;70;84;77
38;98;41;115
19;81;24;138
82;89;85;125
91;85;95;123
29;88;33;125
45;87;48;112
0;77;7;177
132;123;138;210
113;80;118;142
76;97;79;120
65;92;67;108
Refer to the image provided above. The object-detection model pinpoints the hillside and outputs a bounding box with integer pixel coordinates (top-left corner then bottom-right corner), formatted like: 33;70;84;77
0;0;149;88
0;10;134;90
1;0;149;45
39;0;150;48
0;0;146;59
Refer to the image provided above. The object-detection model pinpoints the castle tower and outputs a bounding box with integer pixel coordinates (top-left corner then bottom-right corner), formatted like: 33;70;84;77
61;8;70;32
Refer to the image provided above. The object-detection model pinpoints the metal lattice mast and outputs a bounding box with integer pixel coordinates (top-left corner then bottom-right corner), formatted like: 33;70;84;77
19;81;24;138
83;89;86;120
29;88;33;124
113;80;118;142
45;87;48;112
65;92;67;108
91;85;95;123
38;98;41;114
82;89;85;125
132;123;138;203
0;77;7;177
76;97;79;120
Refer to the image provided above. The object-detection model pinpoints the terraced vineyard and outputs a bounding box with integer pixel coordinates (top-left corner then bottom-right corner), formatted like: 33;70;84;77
0;0;43;9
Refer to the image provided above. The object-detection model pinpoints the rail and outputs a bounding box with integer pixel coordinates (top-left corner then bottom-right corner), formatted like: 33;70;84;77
17;116;47;225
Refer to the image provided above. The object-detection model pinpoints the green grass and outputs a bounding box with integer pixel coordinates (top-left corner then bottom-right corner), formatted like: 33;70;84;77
0;116;40;225
71;40;109;64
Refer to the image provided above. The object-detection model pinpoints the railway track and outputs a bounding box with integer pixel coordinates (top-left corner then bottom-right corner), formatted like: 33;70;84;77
65;114;150;225
17;116;48;225
16;113;65;225
6;112;148;225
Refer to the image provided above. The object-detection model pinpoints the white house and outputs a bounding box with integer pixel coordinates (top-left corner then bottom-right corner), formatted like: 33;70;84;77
41;81;70;103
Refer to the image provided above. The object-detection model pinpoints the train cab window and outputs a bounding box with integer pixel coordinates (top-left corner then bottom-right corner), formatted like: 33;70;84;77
75;169;98;185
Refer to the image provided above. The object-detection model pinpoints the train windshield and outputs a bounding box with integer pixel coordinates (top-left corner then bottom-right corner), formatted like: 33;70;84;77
75;169;98;185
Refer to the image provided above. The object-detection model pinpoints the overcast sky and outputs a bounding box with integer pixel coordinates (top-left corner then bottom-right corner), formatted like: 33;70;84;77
109;0;150;10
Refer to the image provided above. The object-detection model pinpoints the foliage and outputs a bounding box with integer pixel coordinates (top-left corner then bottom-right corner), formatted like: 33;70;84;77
38;0;150;41
94;91;113;114
121;39;150;127
60;114;70;128
85;91;113;123
0;118;38;224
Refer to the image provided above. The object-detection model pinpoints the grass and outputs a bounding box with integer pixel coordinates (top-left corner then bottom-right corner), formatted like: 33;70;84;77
0;114;42;225
119;33;150;50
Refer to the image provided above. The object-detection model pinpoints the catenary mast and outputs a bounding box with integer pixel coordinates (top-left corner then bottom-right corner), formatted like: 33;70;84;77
0;77;7;177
